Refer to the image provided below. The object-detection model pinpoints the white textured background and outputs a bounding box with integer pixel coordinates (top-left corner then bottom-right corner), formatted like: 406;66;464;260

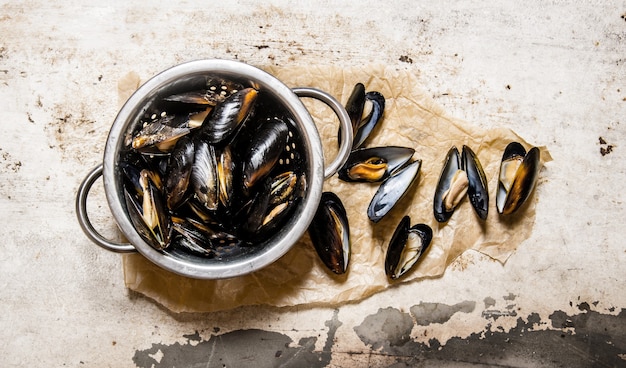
1;1;624;366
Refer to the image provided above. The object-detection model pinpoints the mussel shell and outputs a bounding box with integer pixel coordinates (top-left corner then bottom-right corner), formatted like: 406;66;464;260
338;83;366;147
237;171;302;240
217;145;235;210
171;216;242;259
346;83;366;132
241;117;289;191
171;217;214;257
308;192;350;275
123;171;171;251
131;113;191;152
268;171;298;206
338;146;415;183
433;146;466;223
198;87;258;144
191;140;219;211
385;216;432;280
165;136;195;210
162;76;243;107
496;143;540;215
368;159;421;223
352;91;385;149
461;145;489;220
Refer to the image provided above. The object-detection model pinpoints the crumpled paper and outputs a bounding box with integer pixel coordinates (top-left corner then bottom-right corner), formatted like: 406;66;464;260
120;65;551;313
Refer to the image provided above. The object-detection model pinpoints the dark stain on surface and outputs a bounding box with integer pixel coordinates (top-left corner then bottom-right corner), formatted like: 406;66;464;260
353;307;414;350
599;136;614;156
355;305;626;367
399;55;413;64
133;311;341;368
410;301;475;325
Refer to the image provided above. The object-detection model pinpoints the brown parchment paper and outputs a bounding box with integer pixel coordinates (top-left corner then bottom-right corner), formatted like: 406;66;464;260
120;65;551;313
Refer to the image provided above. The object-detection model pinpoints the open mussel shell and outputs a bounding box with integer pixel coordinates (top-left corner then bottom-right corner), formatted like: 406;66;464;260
123;170;171;251
385;216;433;280
496;142;540;215
308;192;350;275
338;146;415;183
461;145;489;220
131;113;191;154
433;146;468;223
368;159;421;223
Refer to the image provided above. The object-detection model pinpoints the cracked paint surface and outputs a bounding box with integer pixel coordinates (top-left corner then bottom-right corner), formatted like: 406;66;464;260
133;311;342;368
353;302;626;367
132;302;625;367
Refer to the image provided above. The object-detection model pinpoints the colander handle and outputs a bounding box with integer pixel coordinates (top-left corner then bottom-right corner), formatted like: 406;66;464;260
292;87;353;179
76;164;137;253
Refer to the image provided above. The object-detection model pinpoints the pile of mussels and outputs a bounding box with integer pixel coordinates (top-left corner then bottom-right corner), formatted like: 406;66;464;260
119;76;540;281
120;77;308;260
309;83;541;280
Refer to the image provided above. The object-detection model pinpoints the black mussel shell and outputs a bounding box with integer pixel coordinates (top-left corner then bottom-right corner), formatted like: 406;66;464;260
124;170;171;251
171;217;214;257
338;146;415;183
385;216;433;280
338;83;366;146
163;78;243;107
346;83;366;132
198;87;258;144
496;142;540;215
217;145;235;210
190;140;219;212
308;192;350;275
352;91;385;149
433;146;468;223
131;113;191;152
165;136;195;210
368;159;421;223
241;117;289;192
462;145;489;220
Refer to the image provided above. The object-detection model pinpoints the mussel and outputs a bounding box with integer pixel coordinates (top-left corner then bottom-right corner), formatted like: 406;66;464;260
462;146;489;220
308;192;350;275
368;159;421;223
241;117;289;192
124;169;171;250
171;216;242;259
164;136;195;210
496;142;540;215
340;83;385;149
433;147;467;222
434;145;488;222
198;87;258;144
353;91;385;149
163;77;244;107
385;216;432;280
345;83;366;135
131;113;191;153
217;145;234;209
338;146;415;183
191;140;219;212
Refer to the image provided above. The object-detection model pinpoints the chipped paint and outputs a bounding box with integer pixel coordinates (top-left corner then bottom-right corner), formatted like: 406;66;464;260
353;304;626;367
133;311;342;368
410;301;476;325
